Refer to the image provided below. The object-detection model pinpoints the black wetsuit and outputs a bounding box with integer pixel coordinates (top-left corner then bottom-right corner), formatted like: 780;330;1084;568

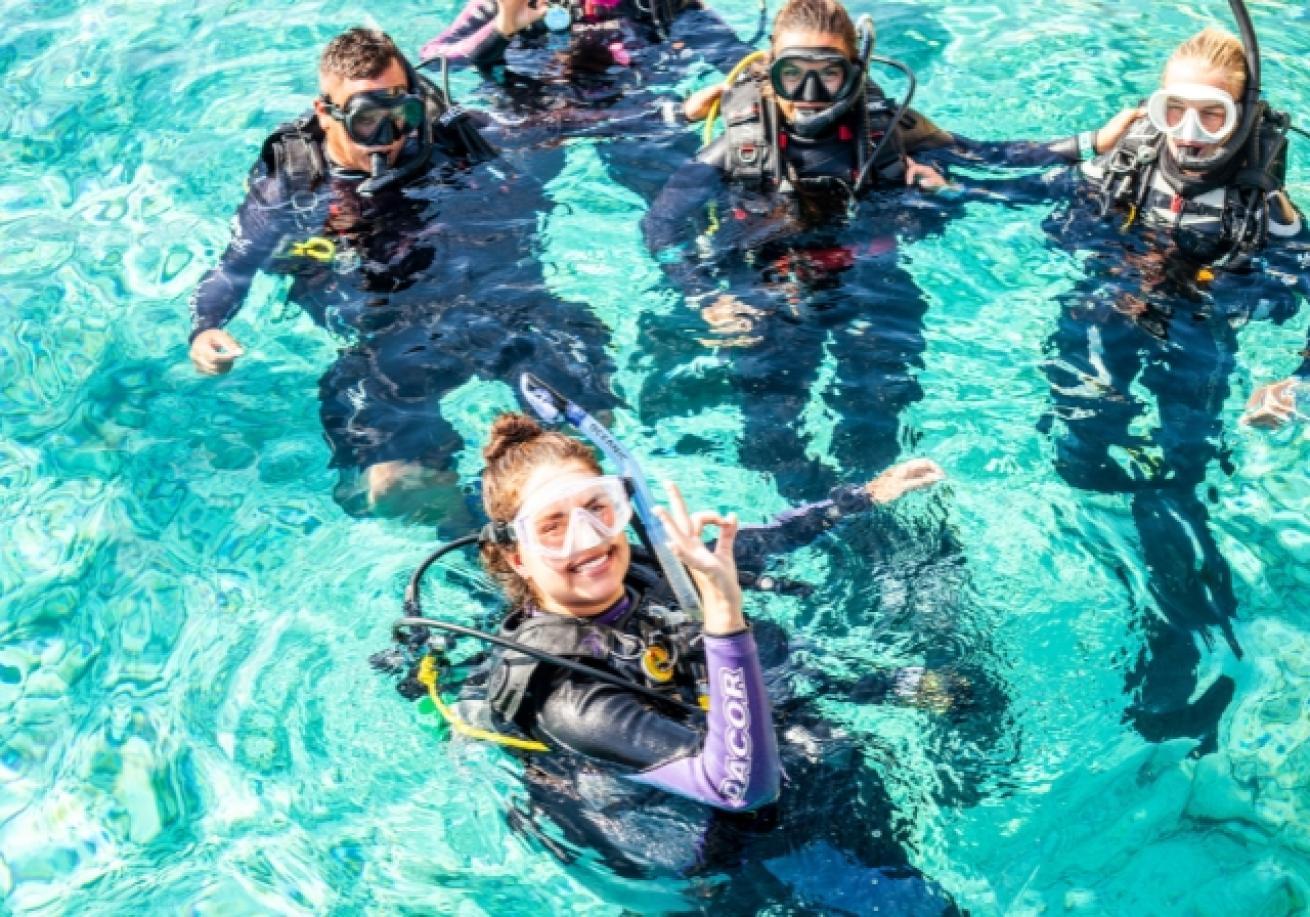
639;92;1074;501
931;118;1310;753
421;0;756;204
189;106;617;511
431;485;969;913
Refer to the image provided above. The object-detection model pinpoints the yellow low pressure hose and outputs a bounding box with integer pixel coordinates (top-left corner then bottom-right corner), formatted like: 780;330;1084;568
417;656;549;753
702;50;769;147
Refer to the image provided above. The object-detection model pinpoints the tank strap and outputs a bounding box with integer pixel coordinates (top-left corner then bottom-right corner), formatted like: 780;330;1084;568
486;596;703;724
262;114;328;196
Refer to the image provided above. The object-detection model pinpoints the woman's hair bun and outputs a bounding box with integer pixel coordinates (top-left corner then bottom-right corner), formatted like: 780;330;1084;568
483;412;545;464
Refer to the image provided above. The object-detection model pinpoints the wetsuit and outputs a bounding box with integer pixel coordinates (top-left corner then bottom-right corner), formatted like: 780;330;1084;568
189;98;617;509
639;85;1074;501
436;485;964;912
939;115;1309;753
420;0;755;204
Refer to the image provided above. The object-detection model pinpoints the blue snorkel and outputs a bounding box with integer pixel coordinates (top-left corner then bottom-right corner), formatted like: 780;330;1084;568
519;373;704;622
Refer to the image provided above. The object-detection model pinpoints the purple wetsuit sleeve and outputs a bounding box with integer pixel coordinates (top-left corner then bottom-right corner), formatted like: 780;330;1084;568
627;632;780;810
188;161;292;341
420;0;512;67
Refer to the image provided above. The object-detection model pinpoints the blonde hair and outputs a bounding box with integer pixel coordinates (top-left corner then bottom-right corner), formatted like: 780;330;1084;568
1166;27;1248;96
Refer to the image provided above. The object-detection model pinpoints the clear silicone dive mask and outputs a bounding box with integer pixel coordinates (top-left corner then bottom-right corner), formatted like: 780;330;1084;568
1147;83;1239;144
512;474;633;560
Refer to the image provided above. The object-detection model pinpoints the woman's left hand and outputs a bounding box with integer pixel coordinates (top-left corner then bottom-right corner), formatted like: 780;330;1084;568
654;482;745;636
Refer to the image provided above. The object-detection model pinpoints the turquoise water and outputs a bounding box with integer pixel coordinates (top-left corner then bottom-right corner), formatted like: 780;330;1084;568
3;0;1310;912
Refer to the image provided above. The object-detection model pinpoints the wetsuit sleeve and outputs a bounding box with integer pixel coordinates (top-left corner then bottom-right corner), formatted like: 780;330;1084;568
420;0;513;68
642;142;727;255
943;134;1084;168
667;1;755;73
188;159;291;342
535;631;780;811
733;484;875;577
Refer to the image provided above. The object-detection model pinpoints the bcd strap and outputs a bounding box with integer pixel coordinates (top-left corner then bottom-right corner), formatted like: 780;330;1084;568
487;614;616;723
722;80;774;191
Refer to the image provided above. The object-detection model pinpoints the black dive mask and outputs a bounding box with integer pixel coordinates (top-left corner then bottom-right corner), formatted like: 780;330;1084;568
770;48;864;139
322;88;425;147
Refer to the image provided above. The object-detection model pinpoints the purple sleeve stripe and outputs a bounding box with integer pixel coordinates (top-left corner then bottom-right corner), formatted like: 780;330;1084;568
625;632;780;811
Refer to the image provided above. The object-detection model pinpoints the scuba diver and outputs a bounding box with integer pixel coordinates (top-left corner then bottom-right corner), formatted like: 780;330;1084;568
187;28;618;517
1045;21;1306;754
376;375;962;912
932;7;1306;753
637;0;1121;501
419;0;760;204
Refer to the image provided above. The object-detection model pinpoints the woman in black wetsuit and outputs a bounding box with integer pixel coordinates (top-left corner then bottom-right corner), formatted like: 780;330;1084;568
637;0;1112;502
389;409;960;912
923;11;1307;753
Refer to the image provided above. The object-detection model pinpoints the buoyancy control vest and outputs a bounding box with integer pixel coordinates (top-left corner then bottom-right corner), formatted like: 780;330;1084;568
259;71;484;203
1092;108;1291;269
487;572;707;731
718;75;909;195
256;71;489;270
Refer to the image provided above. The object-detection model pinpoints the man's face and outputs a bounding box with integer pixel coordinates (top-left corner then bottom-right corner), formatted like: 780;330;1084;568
315;58;411;173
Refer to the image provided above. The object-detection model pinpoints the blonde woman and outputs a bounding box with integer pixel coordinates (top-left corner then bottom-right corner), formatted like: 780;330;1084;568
1038;19;1305;755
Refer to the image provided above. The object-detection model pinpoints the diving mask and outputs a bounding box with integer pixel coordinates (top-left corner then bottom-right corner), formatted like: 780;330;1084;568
512;474;633;561
1147;83;1239;144
322;87;425;147
769;48;862;105
770;47;864;139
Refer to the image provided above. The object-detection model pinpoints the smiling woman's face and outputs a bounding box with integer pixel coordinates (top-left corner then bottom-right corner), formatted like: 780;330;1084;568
508;460;631;617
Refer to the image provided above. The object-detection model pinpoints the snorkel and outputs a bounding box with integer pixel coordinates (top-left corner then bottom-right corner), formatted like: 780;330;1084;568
519;373;704;622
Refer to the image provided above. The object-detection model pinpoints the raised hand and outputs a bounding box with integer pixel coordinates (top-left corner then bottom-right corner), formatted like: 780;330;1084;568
653;481;745;636
1094;106;1145;154
496;0;550;38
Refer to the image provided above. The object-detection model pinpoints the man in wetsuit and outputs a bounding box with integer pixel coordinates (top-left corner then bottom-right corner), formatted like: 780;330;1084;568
188;28;617;515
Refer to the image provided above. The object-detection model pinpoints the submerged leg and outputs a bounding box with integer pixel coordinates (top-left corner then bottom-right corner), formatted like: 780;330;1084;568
733;322;835;501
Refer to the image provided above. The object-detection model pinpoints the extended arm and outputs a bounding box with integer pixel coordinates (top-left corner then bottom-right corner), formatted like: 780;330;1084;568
188;161;295;373
1242;211;1310;428
641;149;724;256
666;1;757;73
733;460;945;577
420;0;545;69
